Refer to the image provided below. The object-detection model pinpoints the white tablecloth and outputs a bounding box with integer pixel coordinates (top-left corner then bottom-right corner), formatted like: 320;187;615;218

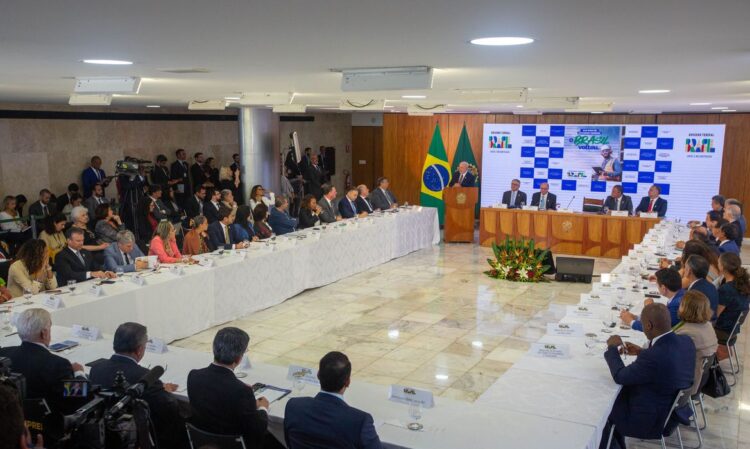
10;208;440;342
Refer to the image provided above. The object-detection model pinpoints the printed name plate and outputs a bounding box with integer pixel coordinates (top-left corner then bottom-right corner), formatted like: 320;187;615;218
42;295;65;309
71;324;101;341
388;384;435;408
547;322;584;337
286;365;319;386
145;338;168;354
529;342;571;359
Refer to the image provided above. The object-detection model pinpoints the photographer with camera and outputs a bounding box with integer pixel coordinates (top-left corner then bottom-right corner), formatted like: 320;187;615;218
0;309;86;414
89;322;188;449
0;384;45;449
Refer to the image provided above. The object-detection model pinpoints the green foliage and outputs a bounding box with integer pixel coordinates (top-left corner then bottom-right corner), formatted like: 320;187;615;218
484;236;550;282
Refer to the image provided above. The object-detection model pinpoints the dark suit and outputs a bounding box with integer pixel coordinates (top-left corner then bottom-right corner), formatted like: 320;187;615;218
90;354;187;448
355;196;374;214
207;221;238;250
103;242;145;273
0;342;76;413
298;209;320;230
530;192;557;211
55;192;73;210
304;164;325;199
689;278;719;320
187;364;269;448
635;196;668;217
369;188;397;211
204;201;221;224
602;332;695;448
268;207;297;235
448;171;476;187
28;201;56;218
338;197;359;219
729;221;743;248
55;247;101;285
604;195;634;216
318;197;338;223
501;190;527;208
82;166;108;198
191;163;207;189
285;392;381;449
184;195;204;220
169;160;191;200
718;240;740;255
150;165;171;188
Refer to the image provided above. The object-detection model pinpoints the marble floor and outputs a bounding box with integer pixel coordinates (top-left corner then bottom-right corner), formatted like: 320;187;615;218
173;243;749;448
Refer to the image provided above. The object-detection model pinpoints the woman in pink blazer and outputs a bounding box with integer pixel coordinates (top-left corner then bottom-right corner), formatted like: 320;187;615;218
149;221;188;264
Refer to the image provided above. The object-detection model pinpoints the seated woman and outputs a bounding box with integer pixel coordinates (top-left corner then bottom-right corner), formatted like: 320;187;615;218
149;221;190;264
38;214;67;263
94;203;126;244
248;185;275;211
660;239;720;285
62;193;83;220
182;216;211;256
714;252;750;360
0;195;32;250
252;203;274;239
7;239;57;298
231;205;257;242
69;206;108;265
297;194;322;230
673;290;718;395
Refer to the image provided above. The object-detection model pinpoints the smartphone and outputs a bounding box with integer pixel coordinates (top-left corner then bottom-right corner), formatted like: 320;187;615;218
49;340;79;352
100;280;116;285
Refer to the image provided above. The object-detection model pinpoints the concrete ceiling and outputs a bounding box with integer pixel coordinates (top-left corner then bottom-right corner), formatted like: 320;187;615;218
2;0;749;113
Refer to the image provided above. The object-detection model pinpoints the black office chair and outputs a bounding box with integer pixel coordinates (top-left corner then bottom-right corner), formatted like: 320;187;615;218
185;423;247;449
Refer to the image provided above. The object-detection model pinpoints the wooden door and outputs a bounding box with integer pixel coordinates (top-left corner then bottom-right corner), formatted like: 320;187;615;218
352;126;381;189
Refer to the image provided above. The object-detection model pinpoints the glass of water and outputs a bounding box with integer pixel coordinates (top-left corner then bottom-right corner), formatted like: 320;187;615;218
1;305;12;331
585;334;598;356
67;280;77;296
407;402;423;431
22;288;33;305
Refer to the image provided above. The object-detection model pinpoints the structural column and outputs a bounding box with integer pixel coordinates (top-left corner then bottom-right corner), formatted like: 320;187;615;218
238;106;279;202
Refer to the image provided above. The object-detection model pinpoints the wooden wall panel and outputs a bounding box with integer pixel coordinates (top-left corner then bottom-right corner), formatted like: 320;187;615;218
352;126;376;188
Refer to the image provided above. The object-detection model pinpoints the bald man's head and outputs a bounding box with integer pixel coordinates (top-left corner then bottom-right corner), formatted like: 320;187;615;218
640;303;672;340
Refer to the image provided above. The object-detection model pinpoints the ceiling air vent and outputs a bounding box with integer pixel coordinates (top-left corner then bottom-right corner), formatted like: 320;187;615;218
158;68;211;74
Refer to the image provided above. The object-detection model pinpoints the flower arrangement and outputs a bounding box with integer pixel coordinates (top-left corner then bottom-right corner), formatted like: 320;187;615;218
484;237;550;282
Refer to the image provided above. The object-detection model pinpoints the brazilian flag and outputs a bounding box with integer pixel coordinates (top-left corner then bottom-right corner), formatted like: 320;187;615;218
420;124;451;224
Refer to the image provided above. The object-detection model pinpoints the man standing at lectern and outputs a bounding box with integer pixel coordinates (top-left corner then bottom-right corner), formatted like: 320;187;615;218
501;179;527;209
449;161;476;187
604;185;634;215
530;182;557;211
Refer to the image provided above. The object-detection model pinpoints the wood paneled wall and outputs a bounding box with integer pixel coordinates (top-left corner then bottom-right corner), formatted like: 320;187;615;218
382;113;750;212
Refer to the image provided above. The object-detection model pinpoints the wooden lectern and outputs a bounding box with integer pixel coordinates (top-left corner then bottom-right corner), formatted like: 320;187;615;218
444;187;478;242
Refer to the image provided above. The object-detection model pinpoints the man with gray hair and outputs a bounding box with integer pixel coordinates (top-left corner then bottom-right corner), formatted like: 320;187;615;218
0;309;85;413
103;230;147;272
90;322;186;448
723;203;744;247
188;327;277;447
449;161;476;187
268;195;297;235
725;198;746;234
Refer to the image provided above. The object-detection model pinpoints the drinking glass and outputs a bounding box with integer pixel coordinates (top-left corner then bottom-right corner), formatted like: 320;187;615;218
115;267;124;278
585;335;598;356
293;378;305;396
407;402;423;431
1;306;12;331
22;288;33;305
67;280;77;296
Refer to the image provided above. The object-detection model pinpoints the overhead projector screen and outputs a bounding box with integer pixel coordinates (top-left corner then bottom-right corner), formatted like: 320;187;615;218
481;124;725;222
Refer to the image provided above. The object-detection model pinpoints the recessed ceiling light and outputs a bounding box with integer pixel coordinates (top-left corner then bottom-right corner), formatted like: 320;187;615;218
82;59;133;65
690;102;711;106
638;89;670;94
590;111;604;114
224;96;240;101
721;109;737;112
470;37;534;46
711;106;728;110
146;105;160;108
402;95;426;99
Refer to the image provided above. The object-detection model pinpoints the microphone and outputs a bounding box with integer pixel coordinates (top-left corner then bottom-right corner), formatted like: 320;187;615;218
126;365;165;397
565;196;576;210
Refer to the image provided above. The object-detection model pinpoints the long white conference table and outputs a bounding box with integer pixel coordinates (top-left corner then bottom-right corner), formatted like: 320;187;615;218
0;212;688;449
9;206;440;342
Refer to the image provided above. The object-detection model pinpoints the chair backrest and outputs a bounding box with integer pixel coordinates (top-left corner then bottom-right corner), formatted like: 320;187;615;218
186;423;247;449
726;311;746;346
694;356;714;396
660;389;688;436
582;197;604;213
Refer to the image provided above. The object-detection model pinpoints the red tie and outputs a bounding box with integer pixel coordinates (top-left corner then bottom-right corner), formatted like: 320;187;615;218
648;199;654;212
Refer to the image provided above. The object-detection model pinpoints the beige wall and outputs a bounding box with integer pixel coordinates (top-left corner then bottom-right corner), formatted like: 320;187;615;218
0;105;240;206
279;113;353;194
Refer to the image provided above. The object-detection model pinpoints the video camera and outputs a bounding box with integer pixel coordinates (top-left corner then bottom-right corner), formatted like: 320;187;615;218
115;157;153;177
0;356;26;401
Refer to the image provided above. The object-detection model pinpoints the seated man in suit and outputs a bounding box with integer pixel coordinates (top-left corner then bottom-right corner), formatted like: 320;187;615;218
203;188;222;224
56;183;80;211
185;185;206;220
103;230;148;273
0;309;86;415
208;206;248;250
188;327;278;448
338;188;365;219
318;184;341;223
90;322;187;448
449;161;476;188
723;204;744;248
28;189;56;218
369;177;398;211
83;183;109;225
285;351;381;449
530;182;557;211
621;268;684;330
725;198;746;235
603;185;634;215
501;179;527;208
268;195;297;235
683;255;719;319
355;185;375;214
600;303;695;449
715;221;741;255
635;184;668;217
55;227;115;285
